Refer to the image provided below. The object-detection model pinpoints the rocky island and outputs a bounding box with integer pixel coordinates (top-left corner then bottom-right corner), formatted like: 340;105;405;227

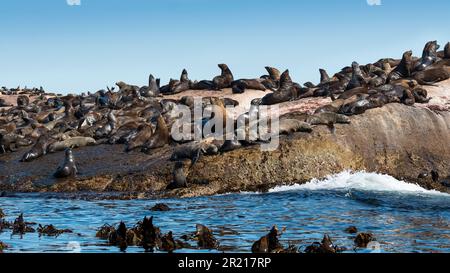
1;41;450;199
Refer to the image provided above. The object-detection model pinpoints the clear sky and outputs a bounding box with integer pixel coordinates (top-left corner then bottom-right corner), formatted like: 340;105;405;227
0;0;449;93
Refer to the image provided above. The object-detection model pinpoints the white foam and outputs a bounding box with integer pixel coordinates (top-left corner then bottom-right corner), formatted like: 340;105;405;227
268;171;449;196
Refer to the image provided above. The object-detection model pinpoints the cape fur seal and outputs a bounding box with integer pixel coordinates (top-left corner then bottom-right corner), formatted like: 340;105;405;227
260;70;297;105
388;51;413;82
166;161;188;190
0;99;13;107
445;42;450;59
140;74;160;97
278;119;313;135
0;133;32;153
319;69;331;84
307;112;351;125
21;135;52;162
125;123;153;152
413;67;450;85
260;66;281;90
346;62;367;90
213;64;234;90
231;79;266;94
54;148;78;178
48;136;96;153
415;41;440;71
17;95;30;107
171;140;218;164
141;115;169;152
168;69;192;94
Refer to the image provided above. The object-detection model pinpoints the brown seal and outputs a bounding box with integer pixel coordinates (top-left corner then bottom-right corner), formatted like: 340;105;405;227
260;70;297;105
166;161;188;190
20;135;53;162
140;74;160;97
319;69;331;84
169;69;192;94
125;123;153;152
142;114;169;151
387;50;414;83
231;79;266;94
260;66;281;90
413;67;450;85
0;99;13;107
213;64;234;90
17;95;30;107
415;41;440;71
346;62;367;90
445;42;450;59
54;148;78;178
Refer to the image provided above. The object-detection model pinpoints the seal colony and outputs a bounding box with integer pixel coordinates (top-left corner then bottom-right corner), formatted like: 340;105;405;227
1;40;450;196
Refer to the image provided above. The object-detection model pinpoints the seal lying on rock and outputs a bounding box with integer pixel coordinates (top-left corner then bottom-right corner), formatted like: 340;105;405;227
20;135;52;162
48;136;96;153
231;79;266;94
0;99;13;108
259;70;297;105
170;140;218;165
164;69;192;94
54;148;78;178
277;119;313;135
306;112;351;125
125;123;153;152
413;67;450;85
0;133;33;153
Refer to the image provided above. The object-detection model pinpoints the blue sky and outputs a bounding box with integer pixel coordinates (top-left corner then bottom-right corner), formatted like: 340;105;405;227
0;0;449;93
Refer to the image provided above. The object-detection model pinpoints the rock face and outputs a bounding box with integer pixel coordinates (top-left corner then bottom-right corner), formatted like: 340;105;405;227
1;102;449;197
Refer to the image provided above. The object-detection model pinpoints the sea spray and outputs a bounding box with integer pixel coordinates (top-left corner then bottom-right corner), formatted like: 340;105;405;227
268;171;450;196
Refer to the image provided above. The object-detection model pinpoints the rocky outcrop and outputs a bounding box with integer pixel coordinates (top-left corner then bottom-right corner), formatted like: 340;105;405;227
1;102;449;197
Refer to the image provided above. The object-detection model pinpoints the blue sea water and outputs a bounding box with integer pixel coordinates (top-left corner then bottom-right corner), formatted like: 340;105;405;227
0;171;449;253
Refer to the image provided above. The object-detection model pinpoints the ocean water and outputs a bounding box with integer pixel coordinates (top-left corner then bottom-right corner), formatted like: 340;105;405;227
0;171;449;253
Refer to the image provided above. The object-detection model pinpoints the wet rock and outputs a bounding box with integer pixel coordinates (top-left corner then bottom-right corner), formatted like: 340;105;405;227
251;226;284;253
304;234;344;253
140;216;162;252
108;221;128;251
175;239;192;249
96;224;116;240
196;224;219;249
180;232;195;241
150;203;171;212
354;233;376;248
0;218;12;231
12;213;35;235
281;244;300;253
161;231;176;252
0;241;8;253
37;224;73;237
0;208;4;219
345;226;358;234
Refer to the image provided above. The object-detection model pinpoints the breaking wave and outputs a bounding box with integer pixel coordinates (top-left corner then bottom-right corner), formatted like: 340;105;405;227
268;171;449;196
